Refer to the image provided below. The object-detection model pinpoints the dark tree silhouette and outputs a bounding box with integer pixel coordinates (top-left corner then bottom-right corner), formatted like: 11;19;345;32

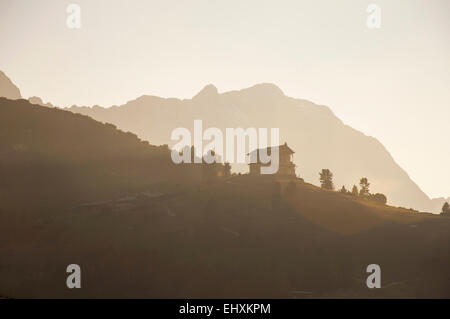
319;169;334;190
340;186;347;194
351;185;358;196
372;193;387;205
359;178;370;197
442;202;450;215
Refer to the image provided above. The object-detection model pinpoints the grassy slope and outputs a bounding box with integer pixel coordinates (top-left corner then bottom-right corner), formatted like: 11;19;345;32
0;98;181;212
0;98;449;298
2;178;449;298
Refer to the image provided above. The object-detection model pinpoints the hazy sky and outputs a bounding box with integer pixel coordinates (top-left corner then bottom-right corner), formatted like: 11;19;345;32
1;0;449;198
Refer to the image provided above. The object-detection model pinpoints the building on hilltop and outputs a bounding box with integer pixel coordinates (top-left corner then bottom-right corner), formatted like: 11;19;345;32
248;142;296;178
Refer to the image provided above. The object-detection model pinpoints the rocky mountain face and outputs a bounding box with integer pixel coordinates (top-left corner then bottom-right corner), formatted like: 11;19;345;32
0;71;21;100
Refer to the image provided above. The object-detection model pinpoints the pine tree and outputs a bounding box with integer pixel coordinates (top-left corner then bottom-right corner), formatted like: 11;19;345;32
351;185;358;196
359;178;370;197
442;202;450;215
319;169;334;190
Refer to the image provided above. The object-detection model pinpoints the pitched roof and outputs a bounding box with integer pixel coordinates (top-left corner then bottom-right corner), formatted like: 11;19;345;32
248;142;294;156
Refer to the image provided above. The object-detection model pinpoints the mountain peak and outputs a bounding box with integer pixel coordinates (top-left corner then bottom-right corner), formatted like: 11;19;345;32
193;84;218;100
0;70;22;100
243;83;284;96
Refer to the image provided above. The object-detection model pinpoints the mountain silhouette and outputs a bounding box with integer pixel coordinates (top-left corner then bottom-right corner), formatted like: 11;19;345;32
0;71;21;100
1;96;449;298
0;97;193;212
68;83;444;213
0;70;445;213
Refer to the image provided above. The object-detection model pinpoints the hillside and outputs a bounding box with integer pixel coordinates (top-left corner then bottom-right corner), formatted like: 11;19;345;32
1;175;449;298
0;97;449;298
67;84;441;213
0;97;186;212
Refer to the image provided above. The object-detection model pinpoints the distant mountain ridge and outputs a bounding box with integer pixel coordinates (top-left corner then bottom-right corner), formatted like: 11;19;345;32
0;70;446;213
67;83;446;213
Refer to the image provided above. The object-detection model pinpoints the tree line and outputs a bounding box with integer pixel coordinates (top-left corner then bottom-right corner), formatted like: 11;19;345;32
319;169;387;205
